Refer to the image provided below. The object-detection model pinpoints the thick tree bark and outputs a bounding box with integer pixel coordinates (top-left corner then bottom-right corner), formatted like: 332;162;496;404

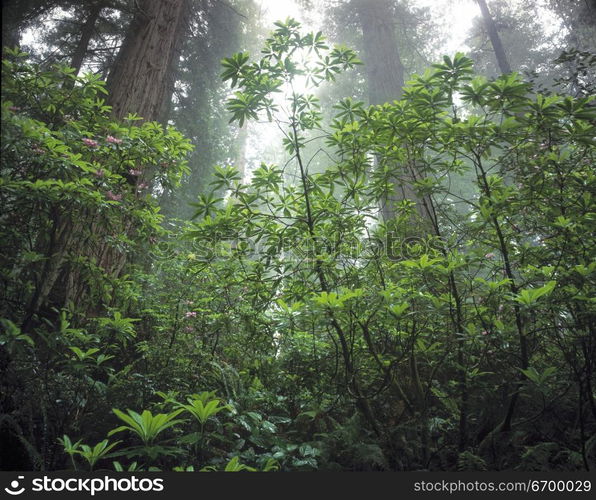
52;0;189;317
87;0;189;306
106;0;187;122
476;0;512;75
156;0;191;124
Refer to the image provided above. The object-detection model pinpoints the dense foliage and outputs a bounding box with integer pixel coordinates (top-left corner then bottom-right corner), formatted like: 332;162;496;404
1;18;595;472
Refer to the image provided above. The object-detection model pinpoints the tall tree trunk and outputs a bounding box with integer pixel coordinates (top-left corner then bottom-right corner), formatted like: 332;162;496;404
100;0;188;285
56;0;189;316
476;0;512;75
156;0;191;125
355;0;404;106
106;0;187;122
69;2;103;76
16;3;191;330
235;124;249;180
354;0;430;225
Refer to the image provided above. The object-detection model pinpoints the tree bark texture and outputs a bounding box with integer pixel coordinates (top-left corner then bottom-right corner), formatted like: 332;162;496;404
25;0;190;323
156;0;191;124
106;0;187;122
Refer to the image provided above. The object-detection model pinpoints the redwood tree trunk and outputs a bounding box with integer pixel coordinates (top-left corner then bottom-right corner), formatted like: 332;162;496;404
155;0;191;124
476;0;512;75
354;0;430;225
66;0;189;310
69;2;104;76
106;0;187;122
354;0;404;106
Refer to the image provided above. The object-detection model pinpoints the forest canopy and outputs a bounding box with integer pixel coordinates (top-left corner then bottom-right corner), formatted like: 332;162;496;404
1;0;595;473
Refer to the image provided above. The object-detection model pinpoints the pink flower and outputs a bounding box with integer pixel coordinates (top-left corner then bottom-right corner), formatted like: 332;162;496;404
128;169;142;176
185;311;197;318
106;135;123;144
106;190;122;201
94;169;105;177
9;106;21;112
481;330;489;336
485;252;495;259
137;182;149;190
82;138;99;148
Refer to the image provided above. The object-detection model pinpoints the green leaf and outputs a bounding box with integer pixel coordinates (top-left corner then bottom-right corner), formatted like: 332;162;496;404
388;303;409;317
109;408;186;445
514;281;556;306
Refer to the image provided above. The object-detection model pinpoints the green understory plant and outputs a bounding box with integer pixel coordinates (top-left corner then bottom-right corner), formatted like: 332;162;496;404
58;435;120;471
108;408;186;461
184;19;595;470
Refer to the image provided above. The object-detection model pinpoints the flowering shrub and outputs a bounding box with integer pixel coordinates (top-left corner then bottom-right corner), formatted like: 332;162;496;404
0;49;194;471
1;48;193;322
